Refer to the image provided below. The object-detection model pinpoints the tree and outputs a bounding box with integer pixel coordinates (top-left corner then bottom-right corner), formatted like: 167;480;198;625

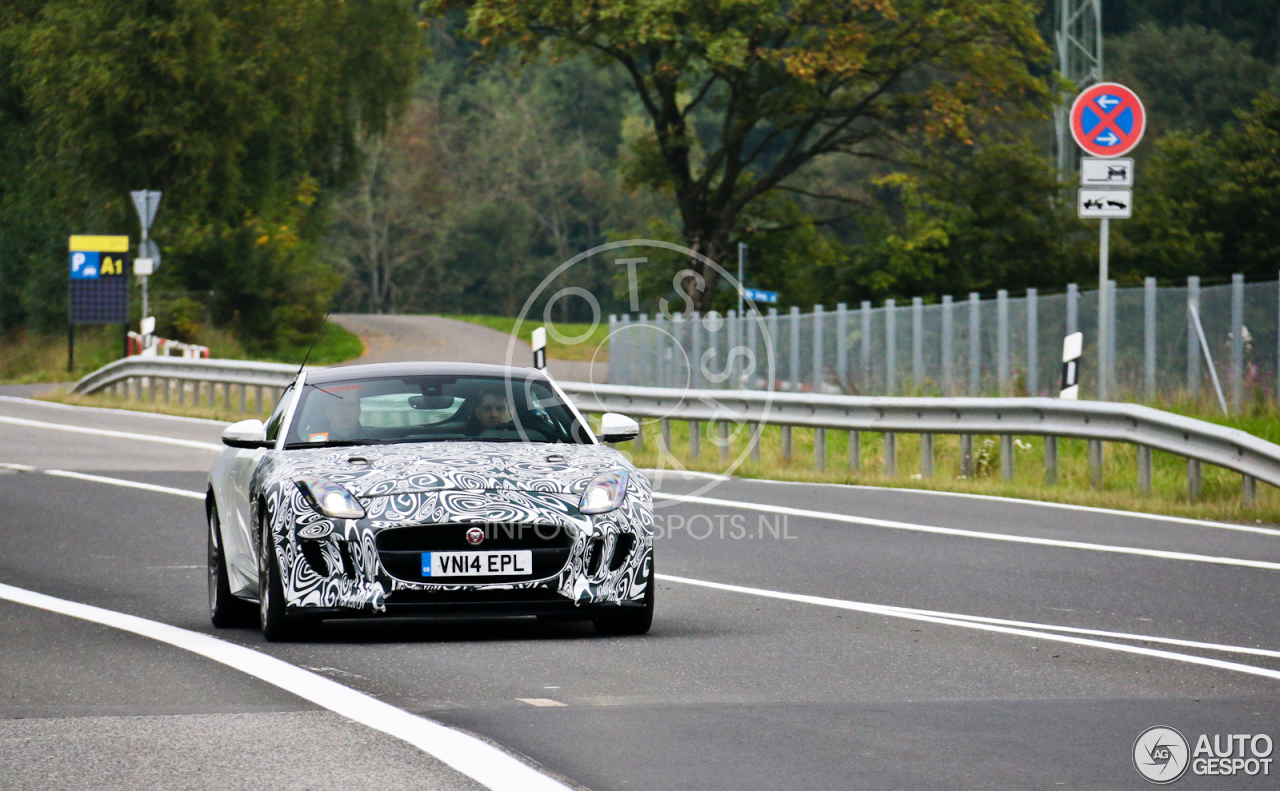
429;0;1054;311
0;0;420;348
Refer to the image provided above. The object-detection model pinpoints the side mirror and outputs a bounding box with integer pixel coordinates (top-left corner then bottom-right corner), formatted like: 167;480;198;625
598;413;640;444
222;419;270;449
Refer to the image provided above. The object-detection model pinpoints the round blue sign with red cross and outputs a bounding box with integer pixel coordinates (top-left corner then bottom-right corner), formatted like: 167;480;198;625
1070;82;1146;158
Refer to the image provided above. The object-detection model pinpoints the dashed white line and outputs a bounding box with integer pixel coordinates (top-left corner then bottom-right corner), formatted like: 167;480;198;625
43;469;206;500
653;492;1280;572
0;415;223;451
517;698;567;707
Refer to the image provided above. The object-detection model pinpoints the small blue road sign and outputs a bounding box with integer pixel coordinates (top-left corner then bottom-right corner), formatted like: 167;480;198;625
744;288;778;304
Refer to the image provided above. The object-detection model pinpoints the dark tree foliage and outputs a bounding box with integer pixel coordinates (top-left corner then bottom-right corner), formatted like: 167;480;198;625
0;0;419;349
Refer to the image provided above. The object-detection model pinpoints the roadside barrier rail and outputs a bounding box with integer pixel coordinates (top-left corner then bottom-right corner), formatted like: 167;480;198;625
73;357;1280;504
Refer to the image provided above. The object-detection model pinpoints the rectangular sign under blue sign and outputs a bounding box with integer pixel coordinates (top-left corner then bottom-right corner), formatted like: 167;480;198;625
744;288;778;304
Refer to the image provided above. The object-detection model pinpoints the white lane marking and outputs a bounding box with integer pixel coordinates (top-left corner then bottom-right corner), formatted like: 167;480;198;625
43;469;207;500
637;468;730;482
0;395;231;426
741;476;1280;537
654;492;1280;572
0;415;224;451
868;605;1280;660
517;698;567;707
656;574;1280;682
0;462;36;471
0;582;571;791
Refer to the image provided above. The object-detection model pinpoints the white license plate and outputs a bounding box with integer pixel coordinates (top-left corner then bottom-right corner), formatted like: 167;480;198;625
421;550;532;578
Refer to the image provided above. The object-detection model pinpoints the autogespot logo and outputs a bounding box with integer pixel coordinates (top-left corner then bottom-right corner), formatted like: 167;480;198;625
503;239;777;504
1133;726;1189;784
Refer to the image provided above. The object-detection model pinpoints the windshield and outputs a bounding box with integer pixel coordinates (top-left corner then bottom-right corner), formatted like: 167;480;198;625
284;375;592;448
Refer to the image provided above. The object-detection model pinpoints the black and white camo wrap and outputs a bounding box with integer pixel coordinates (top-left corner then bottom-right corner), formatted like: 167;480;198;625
250;441;653;614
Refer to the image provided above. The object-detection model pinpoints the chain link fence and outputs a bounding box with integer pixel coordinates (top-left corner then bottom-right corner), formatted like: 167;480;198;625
607;275;1280;408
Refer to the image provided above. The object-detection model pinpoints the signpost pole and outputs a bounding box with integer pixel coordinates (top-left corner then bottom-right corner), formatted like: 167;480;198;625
737;243;746;318
1097;217;1109;400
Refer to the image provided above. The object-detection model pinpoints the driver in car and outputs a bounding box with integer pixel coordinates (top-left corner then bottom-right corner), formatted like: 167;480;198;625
472;388;514;435
307;391;362;442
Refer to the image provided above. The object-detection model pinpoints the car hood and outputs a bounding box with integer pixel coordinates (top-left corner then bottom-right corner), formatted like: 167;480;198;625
273;441;633;498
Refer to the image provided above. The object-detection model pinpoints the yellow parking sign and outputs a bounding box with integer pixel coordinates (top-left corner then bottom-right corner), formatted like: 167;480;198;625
69;235;129;252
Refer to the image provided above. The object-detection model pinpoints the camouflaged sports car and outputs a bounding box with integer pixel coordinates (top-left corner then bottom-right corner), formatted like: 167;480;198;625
206;362;653;641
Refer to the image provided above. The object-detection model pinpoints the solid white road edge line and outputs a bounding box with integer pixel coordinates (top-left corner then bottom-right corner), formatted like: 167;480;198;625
654;492;1280;572
43;469;206;500
0;415;224;451
869;605;1280;660
0;395;230;426
742;476;1280;538
0;582;571;791
656;574;1280;682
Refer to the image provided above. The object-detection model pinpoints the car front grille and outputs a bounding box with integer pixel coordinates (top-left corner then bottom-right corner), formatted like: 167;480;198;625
375;523;572;584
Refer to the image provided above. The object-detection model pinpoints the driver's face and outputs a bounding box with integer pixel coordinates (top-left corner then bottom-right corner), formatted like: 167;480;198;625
476;395;511;429
323;396;361;437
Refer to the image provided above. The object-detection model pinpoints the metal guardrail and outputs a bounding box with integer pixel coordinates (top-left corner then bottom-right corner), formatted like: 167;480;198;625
73;357;1279;503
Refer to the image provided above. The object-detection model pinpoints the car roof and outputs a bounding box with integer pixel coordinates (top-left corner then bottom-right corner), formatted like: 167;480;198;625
305;361;547;386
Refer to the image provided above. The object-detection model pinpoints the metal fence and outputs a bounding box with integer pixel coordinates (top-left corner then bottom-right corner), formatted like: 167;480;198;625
607;275;1280;408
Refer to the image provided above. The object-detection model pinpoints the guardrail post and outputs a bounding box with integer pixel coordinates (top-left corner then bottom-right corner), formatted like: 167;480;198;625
781;425;792;461
789;306;800;391
860;301;872;393
1044;436;1057;485
912;297;923;391
941;296;954;395
147;377;156;403
718;420;729;461
661;419;671;455
178;380;186;406
836;303;848;391
997;290;1009;395
883;432;896;477
634;420;645;452
1187;458;1202;502
1231;273;1244;411
689;420;700;459
1089;441;1104;488
750;423;761;462
960;434;974;478
814;428;826;471
968;293;981;395
1138;446;1152;492
849;430;860;471
885;299;896;395
1243;474;1257;507
921;434;934;478
1187;276;1201;397
1026;289;1038;396
238;383;246;413
813;304;824;393
1144;277;1157;401
1001;435;1014;480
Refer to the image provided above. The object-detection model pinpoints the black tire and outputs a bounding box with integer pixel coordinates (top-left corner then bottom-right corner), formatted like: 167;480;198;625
593;568;655;636
208;502;255;628
259;524;310;642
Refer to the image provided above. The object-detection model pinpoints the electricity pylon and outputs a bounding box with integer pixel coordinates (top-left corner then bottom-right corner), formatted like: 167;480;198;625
1055;0;1103;180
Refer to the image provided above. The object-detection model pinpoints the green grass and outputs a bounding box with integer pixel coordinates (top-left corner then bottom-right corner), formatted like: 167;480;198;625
442;314;609;363
0;322;364;385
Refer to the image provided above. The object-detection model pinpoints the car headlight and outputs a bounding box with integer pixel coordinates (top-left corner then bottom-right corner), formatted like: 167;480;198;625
295;478;366;519
580;470;630;515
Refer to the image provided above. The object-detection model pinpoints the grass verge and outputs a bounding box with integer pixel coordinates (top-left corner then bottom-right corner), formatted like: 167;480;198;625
0;323;364;385
441;314;608;363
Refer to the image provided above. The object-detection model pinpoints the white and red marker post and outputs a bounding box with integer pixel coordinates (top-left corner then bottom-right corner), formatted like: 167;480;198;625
1068;82;1146;400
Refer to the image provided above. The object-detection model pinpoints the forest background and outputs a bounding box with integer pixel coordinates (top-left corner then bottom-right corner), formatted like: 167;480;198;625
0;0;1277;356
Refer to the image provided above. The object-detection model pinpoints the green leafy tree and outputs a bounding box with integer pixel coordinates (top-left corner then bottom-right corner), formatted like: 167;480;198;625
1115;92;1280;281
0;0;419;350
430;0;1054;312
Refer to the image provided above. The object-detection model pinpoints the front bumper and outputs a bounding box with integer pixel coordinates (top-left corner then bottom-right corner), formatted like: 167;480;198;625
267;488;654;617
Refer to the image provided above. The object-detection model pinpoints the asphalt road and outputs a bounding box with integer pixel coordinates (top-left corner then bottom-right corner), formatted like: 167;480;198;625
1;395;1278;789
